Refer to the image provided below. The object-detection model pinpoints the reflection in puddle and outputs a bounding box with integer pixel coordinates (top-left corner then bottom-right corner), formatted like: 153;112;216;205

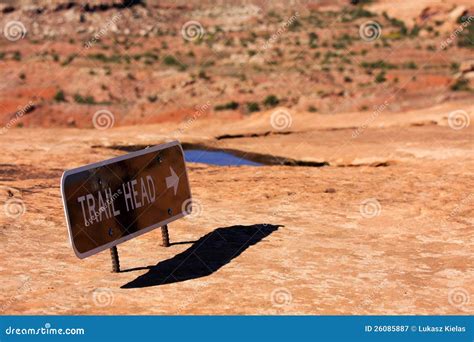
184;149;262;166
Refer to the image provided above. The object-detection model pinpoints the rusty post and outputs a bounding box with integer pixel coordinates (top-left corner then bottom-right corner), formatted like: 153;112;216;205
161;225;170;247
110;246;120;273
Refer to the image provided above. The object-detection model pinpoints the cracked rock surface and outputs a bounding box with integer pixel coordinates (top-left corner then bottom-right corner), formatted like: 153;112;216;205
0;100;473;314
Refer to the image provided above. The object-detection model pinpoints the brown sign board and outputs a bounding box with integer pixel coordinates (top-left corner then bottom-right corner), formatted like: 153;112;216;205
60;141;192;259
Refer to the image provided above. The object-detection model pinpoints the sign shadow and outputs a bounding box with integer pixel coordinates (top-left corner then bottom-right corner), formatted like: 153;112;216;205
121;224;282;288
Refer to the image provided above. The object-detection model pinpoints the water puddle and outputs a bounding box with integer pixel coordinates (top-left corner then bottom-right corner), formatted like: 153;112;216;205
184;149;262;166
100;144;329;168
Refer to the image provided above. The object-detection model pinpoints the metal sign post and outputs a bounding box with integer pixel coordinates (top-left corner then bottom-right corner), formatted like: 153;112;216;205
161;225;170;247
110;246;120;273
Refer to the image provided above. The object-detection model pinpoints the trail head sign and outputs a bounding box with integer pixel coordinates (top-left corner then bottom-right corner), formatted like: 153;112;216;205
61;141;192;259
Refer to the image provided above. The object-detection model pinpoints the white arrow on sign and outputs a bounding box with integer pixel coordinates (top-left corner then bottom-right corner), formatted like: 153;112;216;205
165;166;180;195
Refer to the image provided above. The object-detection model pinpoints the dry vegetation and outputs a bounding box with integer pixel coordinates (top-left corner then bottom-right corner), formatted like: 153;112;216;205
0;0;473;128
